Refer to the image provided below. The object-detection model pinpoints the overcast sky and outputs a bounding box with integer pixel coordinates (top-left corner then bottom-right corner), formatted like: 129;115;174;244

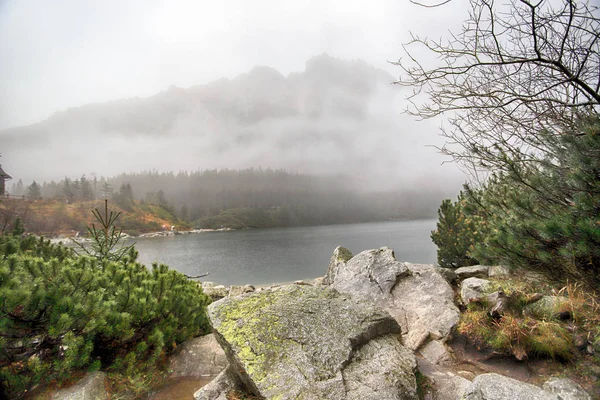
0;0;468;130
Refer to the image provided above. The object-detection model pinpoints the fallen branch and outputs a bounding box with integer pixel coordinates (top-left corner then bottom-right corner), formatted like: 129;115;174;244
184;272;210;279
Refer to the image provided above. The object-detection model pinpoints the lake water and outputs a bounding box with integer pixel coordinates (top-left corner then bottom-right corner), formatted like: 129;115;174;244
133;219;437;286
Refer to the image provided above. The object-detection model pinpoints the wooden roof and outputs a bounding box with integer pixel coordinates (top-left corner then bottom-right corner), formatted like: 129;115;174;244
0;165;11;180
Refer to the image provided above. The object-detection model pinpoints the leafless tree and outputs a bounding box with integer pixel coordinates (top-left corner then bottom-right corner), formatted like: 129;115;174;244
395;0;600;177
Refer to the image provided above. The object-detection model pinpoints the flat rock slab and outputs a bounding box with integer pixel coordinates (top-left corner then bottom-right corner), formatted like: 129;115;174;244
169;334;228;378
455;265;489;280
464;373;559;400
51;371;107;400
208;284;418;400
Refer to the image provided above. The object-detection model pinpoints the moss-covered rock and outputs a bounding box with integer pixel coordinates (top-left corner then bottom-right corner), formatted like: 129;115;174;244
208;285;418;400
323;246;354;285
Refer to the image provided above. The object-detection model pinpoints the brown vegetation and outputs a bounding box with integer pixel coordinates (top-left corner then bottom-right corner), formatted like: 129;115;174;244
0;197;189;237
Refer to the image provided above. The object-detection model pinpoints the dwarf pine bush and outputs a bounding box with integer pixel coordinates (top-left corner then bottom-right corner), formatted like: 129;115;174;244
432;117;600;284
0;231;210;397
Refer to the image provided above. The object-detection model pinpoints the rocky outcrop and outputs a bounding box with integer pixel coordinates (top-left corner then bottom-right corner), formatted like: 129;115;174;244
326;247;460;352
51;371;107;400
169;334;228;378
208;284;418;400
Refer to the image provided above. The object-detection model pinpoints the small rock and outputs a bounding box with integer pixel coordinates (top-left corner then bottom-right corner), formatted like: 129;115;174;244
228;285;245;297
460;277;492;304
488;265;511;277
419;340;453;365
169;334;228;378
524;296;568;319
51;371;107;400
455;265;490;280
203;284;228;300
464;373;559;400
416;357;471;400
293;280;311;286
457;370;476;380
194;366;240;400
311;276;326;286
542;377;591;400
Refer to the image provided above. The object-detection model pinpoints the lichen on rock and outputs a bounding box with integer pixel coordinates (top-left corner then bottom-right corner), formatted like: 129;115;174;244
208;284;418;400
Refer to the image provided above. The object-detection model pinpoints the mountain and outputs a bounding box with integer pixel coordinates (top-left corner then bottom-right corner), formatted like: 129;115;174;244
0;54;462;192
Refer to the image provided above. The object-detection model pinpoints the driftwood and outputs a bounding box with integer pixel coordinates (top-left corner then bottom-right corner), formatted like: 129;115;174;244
185;272;210;279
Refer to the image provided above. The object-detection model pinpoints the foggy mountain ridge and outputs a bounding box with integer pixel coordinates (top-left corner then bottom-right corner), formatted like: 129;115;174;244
0;54;464;192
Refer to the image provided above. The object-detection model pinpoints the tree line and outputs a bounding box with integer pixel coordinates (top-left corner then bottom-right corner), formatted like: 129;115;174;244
6;168;450;229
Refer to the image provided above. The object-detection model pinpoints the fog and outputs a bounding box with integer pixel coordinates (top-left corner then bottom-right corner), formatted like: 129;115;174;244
0;0;469;194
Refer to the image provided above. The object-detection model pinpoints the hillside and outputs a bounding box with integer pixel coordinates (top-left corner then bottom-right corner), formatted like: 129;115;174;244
0;198;187;237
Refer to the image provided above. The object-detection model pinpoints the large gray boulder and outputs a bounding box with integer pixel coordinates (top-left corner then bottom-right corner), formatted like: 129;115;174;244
208;284;418;400
169;334;228;378
463;373;559;400
51;372;107;400
390;263;460;350
327;247;460;351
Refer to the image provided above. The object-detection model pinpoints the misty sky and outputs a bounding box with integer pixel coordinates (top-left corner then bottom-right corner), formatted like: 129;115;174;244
0;0;468;129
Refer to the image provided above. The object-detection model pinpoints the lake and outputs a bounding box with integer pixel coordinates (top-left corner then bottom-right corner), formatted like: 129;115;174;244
133;219;437;286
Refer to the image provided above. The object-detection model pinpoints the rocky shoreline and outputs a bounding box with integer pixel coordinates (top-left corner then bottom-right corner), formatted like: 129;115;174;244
50;246;594;400
46;227;236;244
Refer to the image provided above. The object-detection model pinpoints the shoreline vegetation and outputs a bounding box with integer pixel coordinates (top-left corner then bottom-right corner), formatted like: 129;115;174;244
1;168;448;239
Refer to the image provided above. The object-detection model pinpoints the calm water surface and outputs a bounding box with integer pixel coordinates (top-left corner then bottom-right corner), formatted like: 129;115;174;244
133;219;437;286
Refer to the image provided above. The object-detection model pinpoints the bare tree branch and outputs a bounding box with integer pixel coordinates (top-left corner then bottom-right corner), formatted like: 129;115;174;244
397;0;600;175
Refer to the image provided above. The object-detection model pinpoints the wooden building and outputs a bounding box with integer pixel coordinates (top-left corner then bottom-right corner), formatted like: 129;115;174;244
0;165;11;196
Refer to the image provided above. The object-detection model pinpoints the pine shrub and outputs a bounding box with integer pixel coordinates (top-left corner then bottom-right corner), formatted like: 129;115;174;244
0;234;210;398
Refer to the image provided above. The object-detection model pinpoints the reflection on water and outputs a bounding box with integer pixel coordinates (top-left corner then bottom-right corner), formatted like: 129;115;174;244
133;219;437;286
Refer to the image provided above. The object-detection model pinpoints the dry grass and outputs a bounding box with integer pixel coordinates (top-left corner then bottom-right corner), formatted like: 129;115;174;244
458;277;599;361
